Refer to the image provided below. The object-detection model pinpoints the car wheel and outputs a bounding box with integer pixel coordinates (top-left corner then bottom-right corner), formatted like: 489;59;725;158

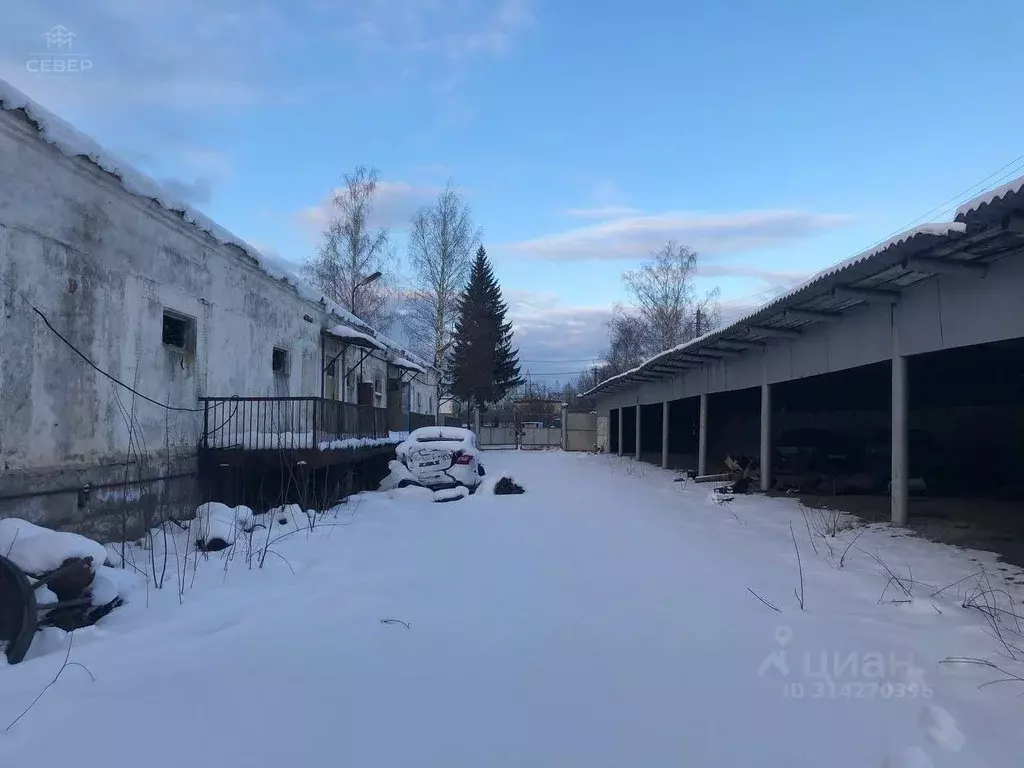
478;464;486;477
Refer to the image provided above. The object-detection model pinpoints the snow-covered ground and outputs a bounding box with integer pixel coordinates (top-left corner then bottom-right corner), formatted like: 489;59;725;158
3;452;1024;766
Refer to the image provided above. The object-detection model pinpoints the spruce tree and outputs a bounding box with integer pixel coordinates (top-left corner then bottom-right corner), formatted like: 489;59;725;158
448;247;523;409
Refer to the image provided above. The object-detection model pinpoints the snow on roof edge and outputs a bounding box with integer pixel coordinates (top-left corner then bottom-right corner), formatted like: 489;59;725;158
0;77;379;335
584;221;968;397
956;174;1024;218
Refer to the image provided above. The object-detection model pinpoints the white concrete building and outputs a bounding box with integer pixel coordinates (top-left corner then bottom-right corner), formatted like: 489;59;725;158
0;80;437;536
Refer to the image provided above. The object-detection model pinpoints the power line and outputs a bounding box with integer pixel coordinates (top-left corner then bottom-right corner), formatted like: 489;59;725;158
0;274;202;412
522;371;589;377
718;153;1024;310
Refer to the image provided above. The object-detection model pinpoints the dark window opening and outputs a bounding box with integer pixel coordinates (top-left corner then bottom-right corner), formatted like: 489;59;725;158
326;361;337;377
273;347;290;375
162;310;195;352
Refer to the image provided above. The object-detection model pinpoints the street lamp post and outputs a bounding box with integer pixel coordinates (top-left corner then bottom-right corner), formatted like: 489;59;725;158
350;270;383;317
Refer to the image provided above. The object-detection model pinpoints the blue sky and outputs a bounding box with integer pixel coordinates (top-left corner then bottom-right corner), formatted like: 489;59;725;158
3;1;1023;380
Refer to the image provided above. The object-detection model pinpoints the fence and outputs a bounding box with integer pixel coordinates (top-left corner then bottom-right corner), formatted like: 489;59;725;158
200;397;389;450
565;411;598;451
409;412;437;432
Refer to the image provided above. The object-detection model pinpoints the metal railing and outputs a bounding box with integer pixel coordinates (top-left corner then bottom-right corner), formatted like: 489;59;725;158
200;397;389;450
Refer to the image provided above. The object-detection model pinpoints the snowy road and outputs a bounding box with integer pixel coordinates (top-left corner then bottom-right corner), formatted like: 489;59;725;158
3;452;1023;766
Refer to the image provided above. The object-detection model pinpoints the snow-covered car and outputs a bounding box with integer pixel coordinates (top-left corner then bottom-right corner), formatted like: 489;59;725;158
395;427;484;492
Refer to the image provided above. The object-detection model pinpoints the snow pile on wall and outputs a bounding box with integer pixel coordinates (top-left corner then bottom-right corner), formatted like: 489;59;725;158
228;432;398;450
0;518;108;574
318;435;401;451
390;355;426;374
326;325;384;349
189;502;255;551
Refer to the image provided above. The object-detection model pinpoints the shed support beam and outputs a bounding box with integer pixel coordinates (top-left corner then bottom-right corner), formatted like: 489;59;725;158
786;308;843;322
617;408;624;457
716;340;765;350
698;394;708;477
704;347;743;357
747;325;801;339
903;256;987;277
661;400;670;469
635;405;641;461
1000;212;1024;233
760;383;772;492
891;354;909;526
833;286;900;304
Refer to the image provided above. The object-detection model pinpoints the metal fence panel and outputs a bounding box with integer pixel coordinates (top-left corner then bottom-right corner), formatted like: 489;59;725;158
566;411;598;451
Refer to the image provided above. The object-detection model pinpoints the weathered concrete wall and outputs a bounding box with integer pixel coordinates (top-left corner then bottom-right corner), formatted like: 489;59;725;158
0;109;434;535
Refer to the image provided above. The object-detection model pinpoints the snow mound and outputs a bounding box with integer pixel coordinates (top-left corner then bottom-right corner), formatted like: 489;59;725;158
380;460;419;491
432;486;469;503
90;565;142;606
189;503;255;551
388;485;435;502
0;518;107;574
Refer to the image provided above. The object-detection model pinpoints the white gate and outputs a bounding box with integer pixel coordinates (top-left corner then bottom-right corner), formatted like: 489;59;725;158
565;411;598;451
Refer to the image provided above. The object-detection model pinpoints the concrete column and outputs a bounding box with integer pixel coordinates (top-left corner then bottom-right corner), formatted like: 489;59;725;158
617;408;624;456
561;404;568;450
473;406;482;435
760;382;772;492
698;394;708;476
634;404;642;461
661;400;670;469
891;354;909;526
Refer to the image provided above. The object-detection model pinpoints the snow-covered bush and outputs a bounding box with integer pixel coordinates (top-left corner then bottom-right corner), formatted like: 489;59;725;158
189;503;255;552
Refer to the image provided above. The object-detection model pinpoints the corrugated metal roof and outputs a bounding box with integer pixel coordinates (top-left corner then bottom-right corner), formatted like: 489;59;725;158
956;173;1024;219
584;188;1024;397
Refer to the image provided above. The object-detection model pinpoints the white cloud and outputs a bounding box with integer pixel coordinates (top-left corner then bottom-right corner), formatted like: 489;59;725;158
296;180;439;238
563;205;643;219
0;0;531;117
345;0;533;59
506;289;612;372
509;209;852;264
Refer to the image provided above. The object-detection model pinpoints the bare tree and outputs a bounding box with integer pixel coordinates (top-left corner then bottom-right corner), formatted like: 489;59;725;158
405;182;480;367
603;305;647;374
622;241;721;355
303;166;397;330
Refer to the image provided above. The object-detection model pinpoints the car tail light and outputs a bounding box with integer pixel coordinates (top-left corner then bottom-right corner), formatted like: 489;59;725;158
453;451;473;465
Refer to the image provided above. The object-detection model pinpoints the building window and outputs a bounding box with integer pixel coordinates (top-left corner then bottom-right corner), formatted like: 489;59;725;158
417;392;423;412
346;371;355;399
374;372;384;405
429;396;433;413
162;309;195;352
272;347;289;375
